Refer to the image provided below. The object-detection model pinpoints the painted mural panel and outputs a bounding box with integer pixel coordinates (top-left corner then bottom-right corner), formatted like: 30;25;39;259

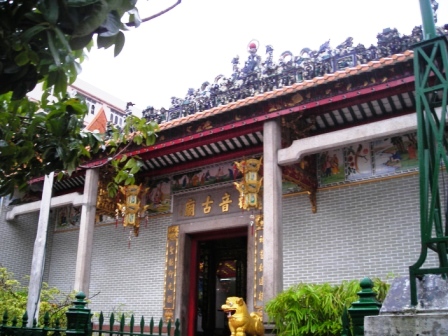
282;181;302;194
172;162;242;192
317;133;419;187
345;142;372;181
145;178;171;215
55;205;81;231
319;148;345;185
372;133;418;175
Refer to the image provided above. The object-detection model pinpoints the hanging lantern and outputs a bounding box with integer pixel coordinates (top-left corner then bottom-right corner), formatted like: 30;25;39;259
233;157;263;211
95;167;117;221
116;184;149;237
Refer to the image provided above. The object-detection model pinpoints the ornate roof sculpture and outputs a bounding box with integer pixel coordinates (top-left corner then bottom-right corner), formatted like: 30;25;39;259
142;25;446;125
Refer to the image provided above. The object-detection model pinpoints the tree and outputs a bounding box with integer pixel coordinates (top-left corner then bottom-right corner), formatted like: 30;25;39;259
0;0;181;197
0;267;76;326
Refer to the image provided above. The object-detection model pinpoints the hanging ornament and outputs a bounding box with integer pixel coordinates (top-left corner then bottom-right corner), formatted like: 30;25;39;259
96;166;118;222
233;157;263;211
116;184;149;237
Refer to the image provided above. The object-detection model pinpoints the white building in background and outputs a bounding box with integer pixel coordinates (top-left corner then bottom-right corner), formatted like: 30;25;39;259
27;78;140;129
69;78;130;127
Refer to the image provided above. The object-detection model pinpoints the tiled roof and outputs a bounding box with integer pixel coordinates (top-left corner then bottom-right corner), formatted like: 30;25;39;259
50;50;418;192
159;51;414;131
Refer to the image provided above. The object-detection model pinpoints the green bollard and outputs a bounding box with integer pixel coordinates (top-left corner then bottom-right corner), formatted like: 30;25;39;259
66;292;92;336
348;278;382;336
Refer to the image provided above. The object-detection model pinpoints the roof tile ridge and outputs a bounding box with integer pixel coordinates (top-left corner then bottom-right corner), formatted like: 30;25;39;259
158;50;416;131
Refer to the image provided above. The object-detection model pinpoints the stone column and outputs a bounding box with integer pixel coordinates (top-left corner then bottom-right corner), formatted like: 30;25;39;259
26;172;54;326
74;168;99;296
263;120;283;305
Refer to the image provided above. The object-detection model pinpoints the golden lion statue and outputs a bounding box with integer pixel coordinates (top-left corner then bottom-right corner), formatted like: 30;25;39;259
221;297;264;336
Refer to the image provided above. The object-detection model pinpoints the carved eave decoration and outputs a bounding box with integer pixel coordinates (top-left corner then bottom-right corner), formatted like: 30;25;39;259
282;157;318;213
280;113;318;213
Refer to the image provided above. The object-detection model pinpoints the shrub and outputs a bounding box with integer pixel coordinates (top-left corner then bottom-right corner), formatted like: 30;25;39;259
265;278;389;336
0;267;76;327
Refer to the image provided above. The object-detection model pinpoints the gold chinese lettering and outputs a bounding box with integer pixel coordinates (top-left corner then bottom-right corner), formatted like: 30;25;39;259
258;291;263;301
185;198;196;217
168;258;175;267
168;282;174;291
164;309;173;322
167;295;173;303
219;192;233;212
258;263;263;272
168;270;174;278
259;277;263;286
169;246;175;255
202;195;214;214
259;235;263;243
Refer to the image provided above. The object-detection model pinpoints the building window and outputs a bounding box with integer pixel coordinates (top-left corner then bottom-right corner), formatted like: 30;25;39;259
114;115;118;124
90;104;95;114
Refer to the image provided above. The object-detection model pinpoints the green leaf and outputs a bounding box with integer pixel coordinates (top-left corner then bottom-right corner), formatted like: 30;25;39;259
12;41;24;52
73;0;109;37
54;69;68;96
107;181;118;197
97;35;116;50
43;0;59;25
53;27;72;52
14;52;29;66
114;170;127;184
69;34;94;50
129;164;140;175
46;31;61;65
44;70;57;90
124;176;135;185
27;51;40;65
114;31;125;56
123;157;136;169
145;134;156;146
133;133;142;145
57;171;65;181
67;0;101;7
127;8;141;28
24;12;45;24
21;25;47;42
99;11;121;37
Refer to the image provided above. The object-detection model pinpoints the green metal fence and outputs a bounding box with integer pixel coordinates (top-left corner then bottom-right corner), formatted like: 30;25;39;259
1;310;65;336
93;312;180;336
0;292;180;336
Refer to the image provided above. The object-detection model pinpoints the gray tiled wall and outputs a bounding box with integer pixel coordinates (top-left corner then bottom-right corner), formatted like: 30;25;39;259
282;173;438;288
1;172;442;318
0;205;54;284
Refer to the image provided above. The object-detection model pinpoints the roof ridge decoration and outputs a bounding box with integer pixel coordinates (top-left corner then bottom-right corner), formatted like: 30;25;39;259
143;24;448;126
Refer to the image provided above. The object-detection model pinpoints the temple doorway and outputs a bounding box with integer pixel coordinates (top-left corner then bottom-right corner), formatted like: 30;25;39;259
187;228;248;336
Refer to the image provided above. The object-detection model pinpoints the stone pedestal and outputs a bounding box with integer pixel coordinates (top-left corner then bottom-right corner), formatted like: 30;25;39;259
364;275;448;335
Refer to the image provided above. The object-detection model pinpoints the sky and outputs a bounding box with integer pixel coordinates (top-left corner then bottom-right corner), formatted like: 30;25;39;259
78;0;448;112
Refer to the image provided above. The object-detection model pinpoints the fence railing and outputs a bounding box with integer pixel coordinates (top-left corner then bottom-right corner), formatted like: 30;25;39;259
93;312;180;336
1;310;65;336
0;292;180;336
342;277;382;336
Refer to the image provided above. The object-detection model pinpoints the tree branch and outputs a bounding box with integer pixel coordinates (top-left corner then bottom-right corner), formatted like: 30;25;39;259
141;0;181;22
127;0;181;26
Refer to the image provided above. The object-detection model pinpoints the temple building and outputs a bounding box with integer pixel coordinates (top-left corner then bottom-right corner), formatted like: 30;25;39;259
1;24;447;336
